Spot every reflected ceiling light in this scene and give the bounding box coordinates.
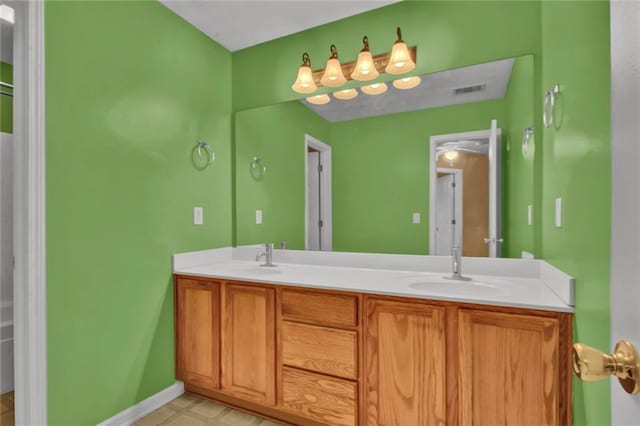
[392,76,421,90]
[385,27,416,74]
[0,5,15,23]
[306,94,331,105]
[291,52,317,94]
[320,45,347,87]
[333,88,358,100]
[444,150,459,161]
[361,82,388,95]
[351,36,379,81]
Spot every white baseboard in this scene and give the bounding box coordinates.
[97,381,184,426]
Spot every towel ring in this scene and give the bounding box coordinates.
[251,156,267,180]
[522,126,534,156]
[543,84,560,128]
[196,140,215,167]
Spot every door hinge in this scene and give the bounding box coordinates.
[318,164,323,173]
[319,220,324,228]
[451,219,456,225]
[452,182,456,188]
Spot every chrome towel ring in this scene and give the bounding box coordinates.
[196,140,215,167]
[543,84,560,128]
[522,126,534,156]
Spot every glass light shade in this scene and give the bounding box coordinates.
[385,41,415,74]
[320,58,347,87]
[392,76,421,90]
[306,94,331,105]
[444,150,459,161]
[351,51,379,81]
[361,82,388,95]
[333,88,358,100]
[291,64,317,94]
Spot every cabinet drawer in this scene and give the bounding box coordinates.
[282,321,357,379]
[281,289,358,327]
[282,367,357,426]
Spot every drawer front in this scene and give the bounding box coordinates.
[282,367,357,426]
[282,321,357,379]
[281,289,358,327]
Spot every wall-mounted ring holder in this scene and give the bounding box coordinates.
[251,156,267,181]
[191,140,215,170]
[522,126,534,156]
[543,84,560,128]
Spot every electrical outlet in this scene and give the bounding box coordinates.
[555,198,563,228]
[527,205,533,226]
[412,212,421,224]
[193,207,203,225]
[256,210,262,225]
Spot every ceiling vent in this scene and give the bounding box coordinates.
[453,84,486,95]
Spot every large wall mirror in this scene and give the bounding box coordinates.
[235,55,535,258]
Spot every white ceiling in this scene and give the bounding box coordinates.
[159,0,399,52]
[303,58,516,122]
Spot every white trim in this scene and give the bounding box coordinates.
[428,127,502,255]
[304,134,332,251]
[97,381,185,426]
[12,1,47,425]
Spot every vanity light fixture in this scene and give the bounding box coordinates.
[320,45,347,87]
[351,36,379,81]
[291,52,318,94]
[393,76,421,90]
[306,94,331,105]
[361,82,388,95]
[385,27,416,74]
[333,88,359,100]
[0,5,14,23]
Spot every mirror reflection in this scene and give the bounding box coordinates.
[235,55,534,258]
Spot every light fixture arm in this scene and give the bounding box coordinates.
[361,36,370,52]
[302,52,311,67]
[395,27,404,43]
[329,44,339,59]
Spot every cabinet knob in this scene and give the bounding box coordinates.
[573,339,640,394]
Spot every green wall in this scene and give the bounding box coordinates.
[331,99,506,254]
[0,61,12,133]
[235,101,331,249]
[540,1,611,424]
[502,55,535,258]
[232,1,541,111]
[45,1,232,424]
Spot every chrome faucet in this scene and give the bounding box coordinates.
[256,243,276,267]
[444,246,471,281]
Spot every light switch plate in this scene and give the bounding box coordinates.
[555,198,563,228]
[256,210,263,225]
[193,207,203,225]
[527,205,533,226]
[412,212,421,224]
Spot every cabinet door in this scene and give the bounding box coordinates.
[459,309,560,426]
[365,298,446,426]
[221,284,276,405]
[175,278,220,390]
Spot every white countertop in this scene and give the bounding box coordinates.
[173,248,574,313]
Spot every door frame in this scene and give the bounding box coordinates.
[12,1,47,424]
[428,128,501,255]
[304,134,332,251]
[433,168,463,255]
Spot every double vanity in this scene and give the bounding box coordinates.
[173,246,574,426]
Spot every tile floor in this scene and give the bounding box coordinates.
[135,394,284,426]
[0,392,14,426]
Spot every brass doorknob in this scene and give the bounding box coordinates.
[573,340,640,394]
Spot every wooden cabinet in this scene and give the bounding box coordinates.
[175,277,220,390]
[458,309,565,426]
[174,276,572,426]
[365,298,447,426]
[221,283,276,405]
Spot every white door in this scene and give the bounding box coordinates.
[306,151,321,251]
[610,1,640,423]
[0,133,13,393]
[487,119,501,257]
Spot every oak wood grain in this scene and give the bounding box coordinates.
[221,283,276,405]
[282,367,357,426]
[281,289,358,328]
[365,297,447,426]
[175,278,220,390]
[282,321,358,380]
[458,309,560,426]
